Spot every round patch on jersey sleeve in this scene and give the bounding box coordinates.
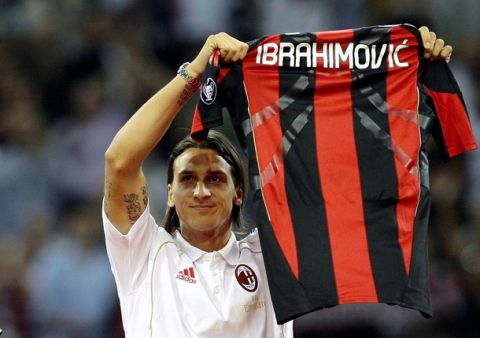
[200,77,217,105]
[235,264,258,292]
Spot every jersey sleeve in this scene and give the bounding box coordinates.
[420,60,478,159]
[191,52,248,142]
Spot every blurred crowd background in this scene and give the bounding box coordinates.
[0,0,479,337]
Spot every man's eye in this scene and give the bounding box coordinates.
[181,175,194,182]
[209,175,225,183]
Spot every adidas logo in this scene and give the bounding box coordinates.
[176,267,197,284]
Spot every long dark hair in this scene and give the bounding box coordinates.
[160,130,248,235]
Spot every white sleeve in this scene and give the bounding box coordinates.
[102,200,158,295]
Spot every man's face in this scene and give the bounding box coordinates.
[168,148,240,239]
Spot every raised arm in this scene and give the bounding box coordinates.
[104,33,248,234]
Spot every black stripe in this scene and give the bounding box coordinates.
[254,194,309,324]
[397,181,432,316]
[278,33,338,306]
[351,26,408,301]
[246,35,269,52]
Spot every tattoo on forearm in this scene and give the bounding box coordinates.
[177,85,196,106]
[141,185,148,207]
[123,193,142,224]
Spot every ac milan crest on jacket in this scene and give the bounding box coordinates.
[191,24,477,324]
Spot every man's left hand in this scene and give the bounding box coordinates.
[419,26,453,62]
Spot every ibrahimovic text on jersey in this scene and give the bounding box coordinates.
[191,24,478,324]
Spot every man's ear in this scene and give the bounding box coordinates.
[167,184,175,207]
[234,188,243,206]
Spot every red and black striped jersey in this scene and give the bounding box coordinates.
[191,24,477,324]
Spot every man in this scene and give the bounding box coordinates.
[103,27,452,337]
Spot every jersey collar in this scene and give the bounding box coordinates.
[174,231,240,266]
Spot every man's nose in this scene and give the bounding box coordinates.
[193,182,211,199]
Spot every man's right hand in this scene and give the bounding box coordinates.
[188,33,249,78]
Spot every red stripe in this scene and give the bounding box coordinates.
[210,50,221,66]
[217,68,230,84]
[189,267,195,278]
[191,106,205,138]
[387,26,422,275]
[425,89,478,157]
[313,30,377,303]
[242,34,299,279]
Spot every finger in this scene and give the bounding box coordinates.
[418,26,431,50]
[212,32,232,51]
[431,38,445,58]
[208,34,223,52]
[231,42,249,62]
[212,33,232,60]
[224,47,238,62]
[220,40,238,62]
[440,45,453,62]
[424,32,437,59]
[239,42,249,60]
[199,34,222,61]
